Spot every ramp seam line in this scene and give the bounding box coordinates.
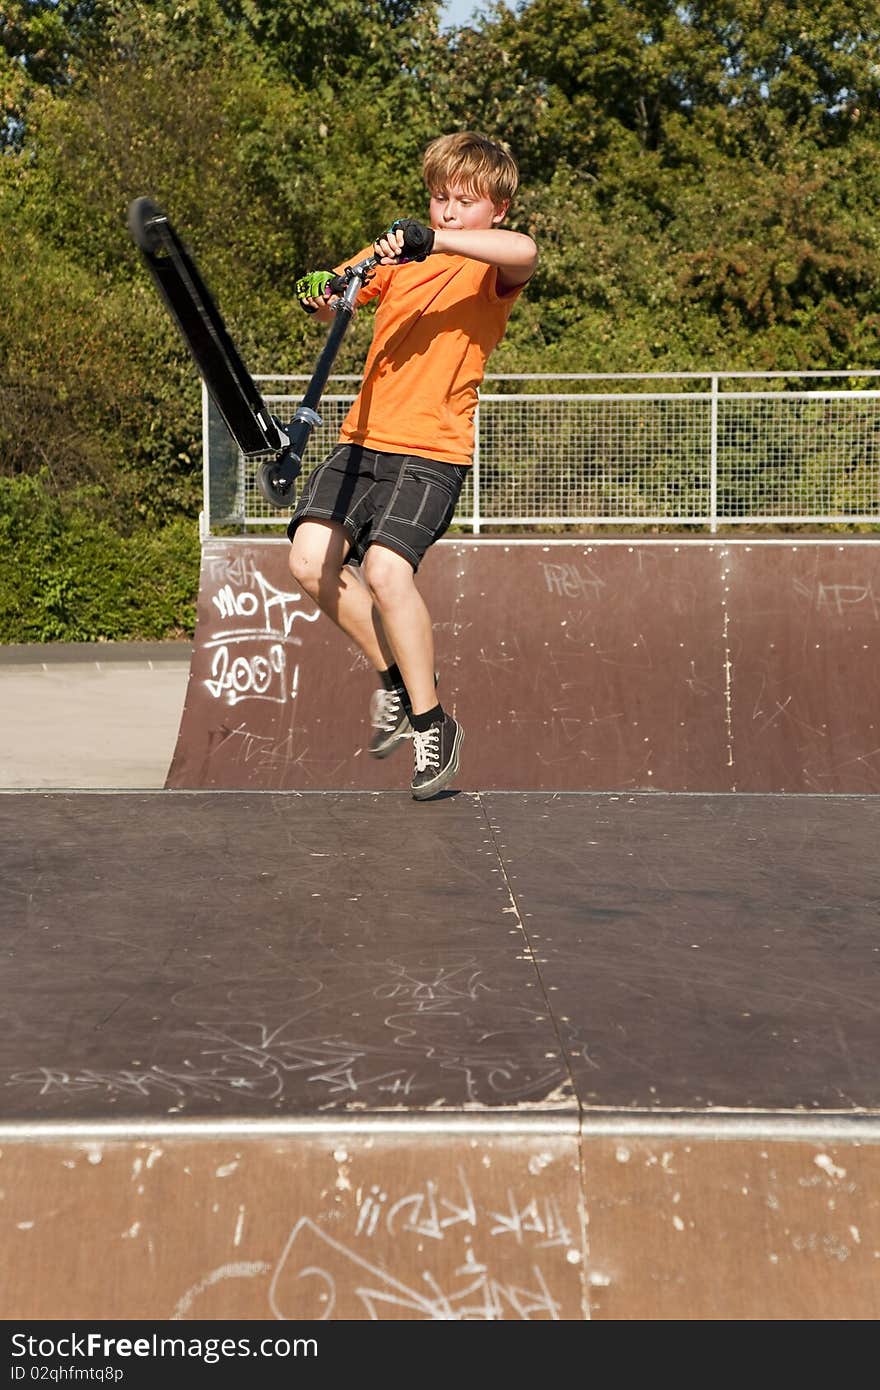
[475,793,578,1112]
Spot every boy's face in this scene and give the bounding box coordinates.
[428,183,509,232]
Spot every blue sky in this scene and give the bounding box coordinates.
[438,0,488,28]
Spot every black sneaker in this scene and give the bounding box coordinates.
[368,671,439,759]
[410,713,464,800]
[368,684,412,758]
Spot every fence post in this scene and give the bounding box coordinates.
[710,373,719,534]
[472,395,481,535]
[202,380,212,538]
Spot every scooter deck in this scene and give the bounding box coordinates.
[128,197,283,456]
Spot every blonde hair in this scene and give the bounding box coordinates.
[422,132,519,206]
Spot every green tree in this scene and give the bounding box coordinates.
[0,0,110,145]
[3,0,880,603]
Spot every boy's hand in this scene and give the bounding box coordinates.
[295,269,337,315]
[373,219,435,264]
[372,224,407,265]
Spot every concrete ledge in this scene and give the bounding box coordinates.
[0,658,190,788]
[0,641,192,666]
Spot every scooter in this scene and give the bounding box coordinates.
[127,197,430,508]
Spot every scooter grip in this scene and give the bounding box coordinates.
[389,218,435,262]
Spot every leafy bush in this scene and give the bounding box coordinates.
[0,474,200,641]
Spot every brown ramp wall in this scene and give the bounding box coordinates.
[4,1121,879,1320]
[168,537,880,793]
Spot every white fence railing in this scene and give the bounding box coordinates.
[203,372,880,534]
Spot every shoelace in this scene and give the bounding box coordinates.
[413,725,440,773]
[370,687,404,733]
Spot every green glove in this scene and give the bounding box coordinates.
[295,270,336,313]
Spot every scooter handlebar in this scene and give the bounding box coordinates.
[300,221,434,309]
[277,221,435,501]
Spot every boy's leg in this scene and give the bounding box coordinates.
[360,545,436,714]
[288,521,414,757]
[362,544,463,799]
[288,520,393,670]
[288,450,464,793]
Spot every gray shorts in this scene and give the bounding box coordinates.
[286,444,467,571]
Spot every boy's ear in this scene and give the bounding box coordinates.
[491,199,510,225]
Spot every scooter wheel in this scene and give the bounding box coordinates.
[257,461,297,508]
[127,197,167,255]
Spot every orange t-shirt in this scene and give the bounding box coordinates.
[332,249,524,466]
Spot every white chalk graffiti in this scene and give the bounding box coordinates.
[171,1173,576,1321]
[542,561,604,600]
[213,586,261,621]
[7,957,586,1108]
[267,1216,563,1320]
[357,1169,478,1240]
[813,581,880,620]
[7,986,582,1106]
[209,570,319,639]
[355,1168,574,1251]
[203,568,320,706]
[205,642,297,706]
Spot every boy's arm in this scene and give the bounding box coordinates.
[431,228,538,291]
[373,225,538,292]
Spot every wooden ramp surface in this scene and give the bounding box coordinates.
[3,790,878,1320]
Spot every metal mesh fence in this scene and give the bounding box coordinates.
[204,373,880,533]
[716,392,880,521]
[474,393,711,522]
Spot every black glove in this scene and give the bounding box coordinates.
[386,218,435,263]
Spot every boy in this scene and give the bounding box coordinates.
[287,131,537,799]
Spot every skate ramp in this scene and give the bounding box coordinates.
[168,537,880,794]
[6,536,880,1321]
[2,789,879,1319]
